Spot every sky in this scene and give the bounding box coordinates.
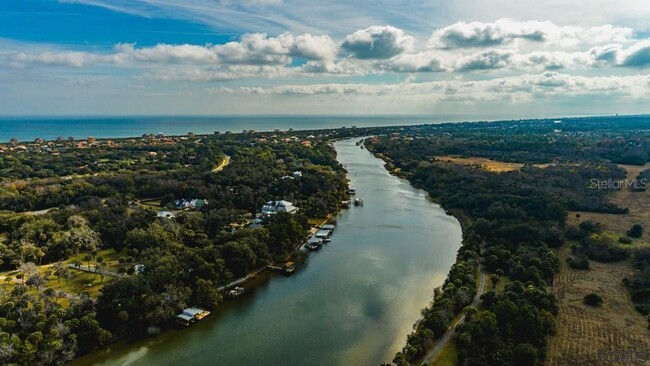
[0,0,649,117]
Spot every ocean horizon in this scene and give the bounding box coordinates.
[0,113,632,143]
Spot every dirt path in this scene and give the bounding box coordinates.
[421,265,486,365]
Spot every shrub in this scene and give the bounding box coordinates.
[565,226,589,241]
[576,235,629,262]
[584,293,603,306]
[627,224,644,238]
[567,255,590,270]
[619,236,633,244]
[579,220,602,233]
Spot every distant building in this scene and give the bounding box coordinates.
[174,199,208,210]
[157,211,176,219]
[261,200,298,215]
[134,264,146,274]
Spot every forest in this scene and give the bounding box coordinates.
[0,132,348,365]
[366,116,650,366]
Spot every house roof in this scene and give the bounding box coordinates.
[176,313,193,321]
[182,308,204,317]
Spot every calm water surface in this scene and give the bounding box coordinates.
[0,115,480,142]
[73,138,462,366]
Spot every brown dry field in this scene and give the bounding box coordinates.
[434,155,550,172]
[546,246,650,365]
[547,163,650,366]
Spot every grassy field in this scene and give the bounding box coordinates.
[435,155,551,173]
[545,245,650,365]
[308,218,328,226]
[0,248,123,300]
[430,339,459,366]
[545,163,650,365]
[137,199,163,210]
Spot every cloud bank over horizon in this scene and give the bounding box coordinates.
[0,0,649,116]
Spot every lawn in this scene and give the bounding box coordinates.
[431,339,458,366]
[138,199,163,209]
[0,248,124,301]
[435,155,551,173]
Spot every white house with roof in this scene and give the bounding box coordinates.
[261,200,298,215]
[157,211,176,219]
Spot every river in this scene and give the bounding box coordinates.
[73,138,462,366]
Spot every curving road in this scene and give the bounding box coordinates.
[421,265,486,365]
[211,155,230,173]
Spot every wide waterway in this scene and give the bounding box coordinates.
[74,138,462,366]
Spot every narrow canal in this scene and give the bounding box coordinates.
[74,138,462,366]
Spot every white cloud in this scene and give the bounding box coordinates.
[341,25,414,59]
[377,51,446,72]
[455,50,513,71]
[5,50,127,68]
[1,19,650,117]
[300,60,364,74]
[233,72,650,101]
[117,43,218,64]
[212,33,337,64]
[429,19,634,49]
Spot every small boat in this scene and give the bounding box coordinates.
[348,188,356,195]
[283,262,295,274]
[322,238,331,243]
[228,286,245,298]
[305,237,323,251]
[354,198,364,206]
[306,242,321,251]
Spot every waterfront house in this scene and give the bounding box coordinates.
[261,200,298,215]
[174,199,208,210]
[157,211,176,219]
